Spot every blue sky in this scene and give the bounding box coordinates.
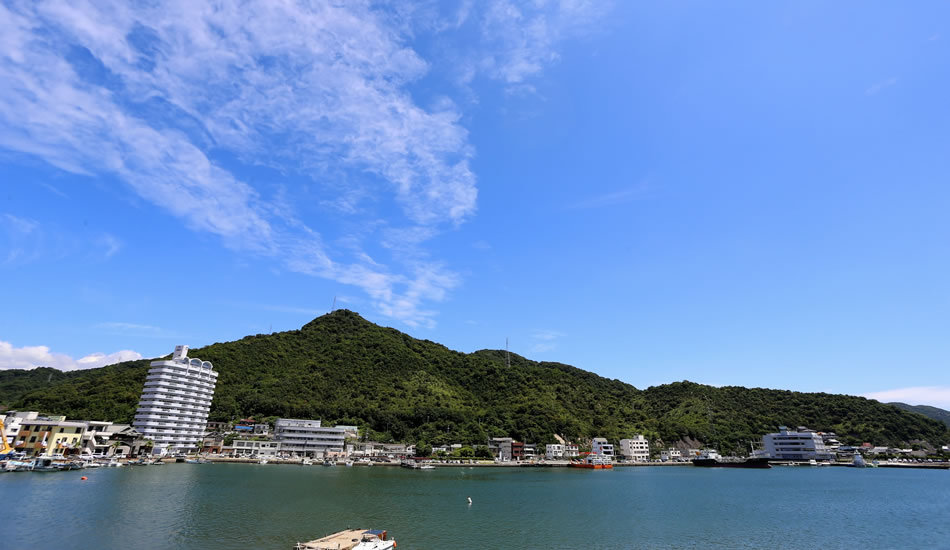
[2,1,949,408]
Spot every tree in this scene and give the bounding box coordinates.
[414,442,432,458]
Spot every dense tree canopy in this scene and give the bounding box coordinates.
[2,310,947,450]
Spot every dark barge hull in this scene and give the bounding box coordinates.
[691,457,772,469]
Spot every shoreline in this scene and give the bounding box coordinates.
[164,457,950,470]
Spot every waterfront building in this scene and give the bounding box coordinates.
[591,437,614,458]
[523,443,537,459]
[563,444,580,458]
[201,434,225,454]
[2,411,39,445]
[488,437,514,461]
[545,444,564,459]
[512,440,525,460]
[660,448,682,462]
[227,438,281,458]
[205,421,230,434]
[762,426,833,461]
[15,419,87,457]
[132,345,219,456]
[274,419,345,458]
[619,435,650,462]
[336,425,359,439]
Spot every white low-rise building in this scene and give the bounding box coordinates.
[2,411,39,445]
[660,448,682,462]
[545,444,564,459]
[762,426,833,461]
[274,419,345,458]
[228,439,281,458]
[619,435,650,462]
[591,437,614,458]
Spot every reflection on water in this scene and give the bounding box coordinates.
[1,464,948,549]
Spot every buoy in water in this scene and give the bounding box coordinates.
[467,496,472,505]
[81,476,87,481]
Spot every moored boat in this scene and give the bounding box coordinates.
[691,449,771,469]
[295,529,394,550]
[570,453,613,469]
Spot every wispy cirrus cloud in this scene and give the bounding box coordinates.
[1,213,41,265]
[566,182,649,210]
[0,1,602,328]
[531,329,566,353]
[477,0,608,87]
[864,386,950,410]
[0,340,142,371]
[93,322,171,339]
[1,213,123,264]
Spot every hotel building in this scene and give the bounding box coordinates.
[274,419,346,458]
[133,345,218,455]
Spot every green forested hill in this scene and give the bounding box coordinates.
[2,310,948,451]
[889,402,950,429]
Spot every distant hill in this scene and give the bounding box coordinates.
[889,402,950,429]
[2,310,948,451]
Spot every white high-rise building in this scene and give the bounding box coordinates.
[133,345,218,455]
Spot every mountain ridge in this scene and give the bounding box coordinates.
[2,310,948,451]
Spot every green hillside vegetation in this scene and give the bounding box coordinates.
[889,402,950,429]
[2,310,948,452]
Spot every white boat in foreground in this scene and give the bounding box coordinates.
[295,529,394,550]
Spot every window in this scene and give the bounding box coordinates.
[30,436,36,443]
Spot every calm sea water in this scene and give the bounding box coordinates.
[2,464,948,549]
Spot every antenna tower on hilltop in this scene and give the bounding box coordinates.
[506,337,510,368]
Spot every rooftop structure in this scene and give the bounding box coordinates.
[133,345,219,455]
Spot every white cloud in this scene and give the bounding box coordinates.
[0,340,142,371]
[864,386,950,410]
[476,0,608,86]
[865,77,897,95]
[530,329,566,353]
